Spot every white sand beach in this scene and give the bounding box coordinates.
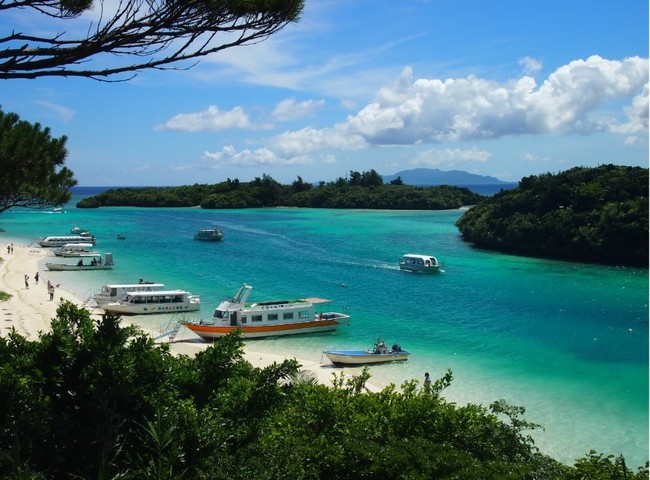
[0,244,371,389]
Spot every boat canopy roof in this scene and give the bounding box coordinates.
[60,242,94,249]
[124,289,193,297]
[403,253,436,259]
[105,283,165,289]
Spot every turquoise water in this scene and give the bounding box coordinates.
[1,193,648,467]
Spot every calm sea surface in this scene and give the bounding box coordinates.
[1,186,647,467]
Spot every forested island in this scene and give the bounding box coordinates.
[0,303,647,479]
[456,165,649,267]
[76,169,484,210]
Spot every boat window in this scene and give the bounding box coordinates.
[283,312,294,320]
[299,310,309,319]
[252,315,263,322]
[268,313,278,321]
[214,309,228,319]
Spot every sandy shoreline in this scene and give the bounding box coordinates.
[0,244,372,390]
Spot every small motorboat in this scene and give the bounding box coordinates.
[323,337,410,366]
[116,234,126,240]
[46,253,114,271]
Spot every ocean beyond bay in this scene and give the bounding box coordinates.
[1,186,647,467]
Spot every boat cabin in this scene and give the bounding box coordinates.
[94,282,165,305]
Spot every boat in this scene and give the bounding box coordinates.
[116,234,126,240]
[399,253,441,273]
[45,253,114,271]
[37,234,96,247]
[323,337,410,365]
[101,289,201,315]
[53,242,96,257]
[181,284,350,340]
[194,227,223,242]
[93,281,165,306]
[70,226,90,234]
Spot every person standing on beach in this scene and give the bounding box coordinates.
[24,274,29,289]
[48,283,55,301]
[424,372,431,392]
[34,272,39,285]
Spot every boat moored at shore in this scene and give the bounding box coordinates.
[37,234,96,247]
[101,289,201,315]
[46,253,114,271]
[54,242,96,257]
[182,284,350,340]
[93,282,165,306]
[399,254,441,273]
[323,337,410,365]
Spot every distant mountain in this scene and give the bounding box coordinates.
[382,168,510,186]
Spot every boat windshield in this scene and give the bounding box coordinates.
[214,309,229,319]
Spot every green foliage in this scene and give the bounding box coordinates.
[76,171,484,210]
[0,303,646,479]
[456,165,649,266]
[0,109,77,213]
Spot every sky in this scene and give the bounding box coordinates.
[2,0,648,187]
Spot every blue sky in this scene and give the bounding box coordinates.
[2,0,648,186]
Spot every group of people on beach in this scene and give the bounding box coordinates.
[24,271,57,301]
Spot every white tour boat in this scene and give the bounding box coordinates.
[54,242,96,257]
[181,284,350,340]
[399,254,441,273]
[93,282,166,306]
[101,289,201,315]
[46,253,114,271]
[194,227,223,242]
[37,234,96,247]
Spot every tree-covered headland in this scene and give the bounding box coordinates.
[0,302,647,479]
[456,165,649,267]
[76,171,484,210]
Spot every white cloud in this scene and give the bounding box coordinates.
[156,105,250,132]
[202,145,312,167]
[519,56,543,75]
[272,98,325,122]
[199,55,648,169]
[609,83,649,144]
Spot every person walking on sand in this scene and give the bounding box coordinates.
[24,274,29,289]
[34,272,39,285]
[48,283,55,301]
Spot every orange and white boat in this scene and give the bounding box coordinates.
[182,284,350,340]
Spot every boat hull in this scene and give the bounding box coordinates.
[102,302,200,315]
[323,349,410,365]
[46,263,113,271]
[183,318,341,339]
[399,265,440,273]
